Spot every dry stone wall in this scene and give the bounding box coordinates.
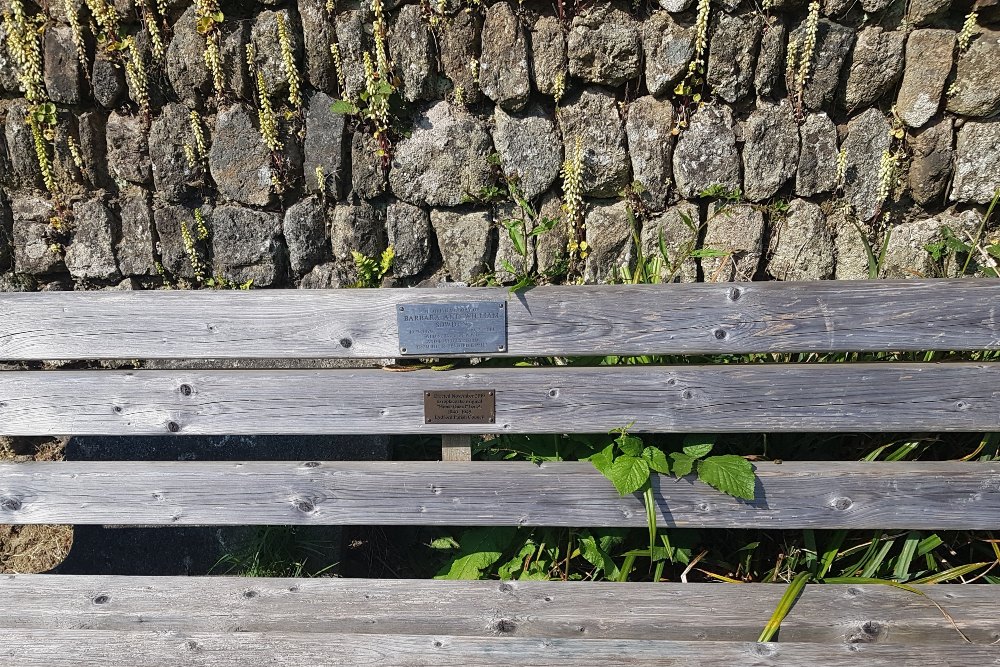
[1,0,998,291]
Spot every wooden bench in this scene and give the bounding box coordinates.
[1,280,999,665]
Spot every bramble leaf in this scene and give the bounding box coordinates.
[587,443,615,477]
[607,455,649,496]
[643,446,670,474]
[618,434,644,457]
[670,452,696,478]
[697,455,756,501]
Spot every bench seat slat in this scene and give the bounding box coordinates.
[1,280,998,360]
[3,576,997,645]
[1,363,998,435]
[2,461,997,529]
[2,629,997,666]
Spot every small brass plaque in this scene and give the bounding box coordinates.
[424,390,496,425]
[397,302,507,355]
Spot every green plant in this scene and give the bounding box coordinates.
[277,12,303,110]
[26,102,58,195]
[958,11,979,51]
[785,1,820,120]
[64,0,91,81]
[3,0,45,102]
[672,0,710,128]
[497,183,559,292]
[352,247,395,287]
[924,189,1000,277]
[330,0,400,163]
[588,428,755,560]
[140,0,166,60]
[247,44,283,153]
[123,36,150,117]
[560,136,588,269]
[181,209,209,284]
[195,0,225,96]
[214,526,338,577]
[852,220,891,279]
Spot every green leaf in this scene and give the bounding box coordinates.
[643,446,670,474]
[579,531,621,580]
[330,100,360,115]
[682,442,714,459]
[758,571,810,642]
[587,443,615,477]
[682,434,716,456]
[669,452,696,478]
[434,527,516,580]
[428,536,459,550]
[607,455,649,496]
[697,455,756,500]
[618,434,643,456]
[689,248,729,258]
[531,216,559,235]
[497,542,536,580]
[504,219,527,256]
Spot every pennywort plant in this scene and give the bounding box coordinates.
[195,0,225,96]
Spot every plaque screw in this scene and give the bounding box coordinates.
[400,347,407,354]
[498,345,505,352]
[499,303,505,309]
[398,306,404,311]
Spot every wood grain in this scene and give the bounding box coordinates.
[2,461,997,529]
[0,363,996,435]
[1,629,998,666]
[0,280,998,360]
[441,435,472,461]
[3,576,996,645]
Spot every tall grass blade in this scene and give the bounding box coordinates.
[757,571,810,642]
[910,562,992,584]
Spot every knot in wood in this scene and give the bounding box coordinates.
[0,496,22,512]
[713,328,727,340]
[167,421,181,433]
[494,619,517,634]
[293,498,315,513]
[302,461,320,468]
[498,583,513,593]
[92,594,110,605]
[728,286,742,301]
[339,338,353,348]
[179,384,192,396]
[832,496,853,511]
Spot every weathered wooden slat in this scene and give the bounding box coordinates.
[0,363,998,436]
[2,461,997,529]
[3,576,996,645]
[2,629,997,666]
[1,280,999,360]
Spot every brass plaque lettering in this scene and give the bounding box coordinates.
[424,390,496,425]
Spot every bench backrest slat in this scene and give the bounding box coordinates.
[1,280,998,360]
[2,461,996,530]
[0,363,994,435]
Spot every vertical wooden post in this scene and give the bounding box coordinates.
[441,434,472,461]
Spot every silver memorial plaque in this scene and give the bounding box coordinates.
[396,302,507,355]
